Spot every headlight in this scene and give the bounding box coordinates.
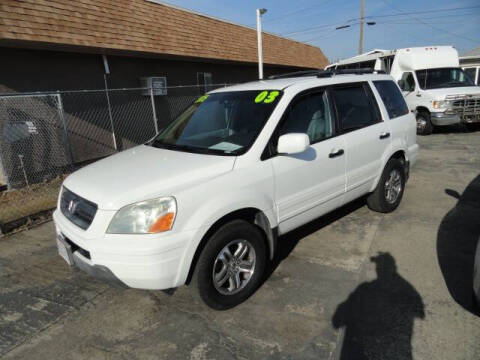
[107,197,176,234]
[433,100,453,109]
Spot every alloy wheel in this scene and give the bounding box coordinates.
[212,239,256,295]
[384,169,402,204]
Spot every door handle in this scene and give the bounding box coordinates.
[379,132,390,140]
[416,94,421,97]
[329,149,344,158]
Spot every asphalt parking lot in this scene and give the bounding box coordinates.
[1,128,480,360]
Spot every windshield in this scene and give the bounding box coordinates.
[415,68,474,90]
[150,90,282,155]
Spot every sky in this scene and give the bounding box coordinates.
[156,0,480,62]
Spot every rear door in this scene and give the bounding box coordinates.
[372,79,412,154]
[329,82,390,204]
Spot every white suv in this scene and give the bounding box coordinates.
[54,71,418,309]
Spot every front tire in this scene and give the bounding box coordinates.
[367,158,406,213]
[195,220,267,310]
[416,111,433,136]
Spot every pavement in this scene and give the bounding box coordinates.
[1,128,480,360]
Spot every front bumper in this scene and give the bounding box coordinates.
[53,209,199,290]
[430,112,460,126]
[72,250,127,288]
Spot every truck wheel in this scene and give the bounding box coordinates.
[416,111,433,136]
[195,220,266,310]
[367,158,406,213]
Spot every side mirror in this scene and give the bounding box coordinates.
[277,133,310,155]
[397,79,405,90]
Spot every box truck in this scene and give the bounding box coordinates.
[327,46,479,135]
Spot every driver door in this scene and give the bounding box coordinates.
[269,89,346,234]
[399,72,420,111]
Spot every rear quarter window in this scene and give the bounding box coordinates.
[373,80,409,119]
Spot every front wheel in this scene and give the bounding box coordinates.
[367,158,406,213]
[416,112,433,136]
[195,220,267,310]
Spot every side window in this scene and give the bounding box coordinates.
[373,80,409,119]
[330,84,378,132]
[279,91,334,144]
[400,72,416,92]
[464,67,477,84]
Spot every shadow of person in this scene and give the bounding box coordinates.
[437,175,480,316]
[332,252,425,360]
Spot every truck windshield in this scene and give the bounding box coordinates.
[415,68,474,90]
[150,90,282,156]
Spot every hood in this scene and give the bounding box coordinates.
[426,86,480,100]
[63,145,236,210]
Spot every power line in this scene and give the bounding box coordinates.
[378,0,479,44]
[263,0,335,23]
[282,5,480,36]
[351,5,480,21]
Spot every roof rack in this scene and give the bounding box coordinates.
[268,68,386,80]
[268,70,325,79]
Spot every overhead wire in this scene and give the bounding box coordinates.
[281,5,480,37]
[377,0,479,44]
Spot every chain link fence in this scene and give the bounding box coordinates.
[0,84,228,233]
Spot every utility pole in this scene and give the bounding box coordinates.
[358,0,364,55]
[256,8,267,79]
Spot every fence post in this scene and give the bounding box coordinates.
[56,93,74,167]
[104,75,118,150]
[150,87,159,134]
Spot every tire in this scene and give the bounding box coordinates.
[367,158,406,213]
[416,111,433,136]
[194,220,267,310]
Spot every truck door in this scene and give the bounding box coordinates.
[399,72,420,111]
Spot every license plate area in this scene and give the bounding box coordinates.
[56,234,74,266]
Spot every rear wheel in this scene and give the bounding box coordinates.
[416,111,433,136]
[367,158,406,213]
[194,220,266,310]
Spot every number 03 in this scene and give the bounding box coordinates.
[255,91,280,104]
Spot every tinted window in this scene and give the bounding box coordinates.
[400,72,415,92]
[373,80,409,119]
[279,91,334,144]
[331,84,378,131]
[464,67,477,84]
[416,67,474,89]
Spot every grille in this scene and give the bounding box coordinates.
[447,95,480,123]
[60,187,98,230]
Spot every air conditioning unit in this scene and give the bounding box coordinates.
[140,77,167,96]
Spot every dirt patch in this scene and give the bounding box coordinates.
[0,176,66,230]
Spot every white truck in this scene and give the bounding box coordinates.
[327,46,480,135]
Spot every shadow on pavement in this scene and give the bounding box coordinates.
[437,174,480,316]
[332,252,425,360]
[263,197,366,283]
[433,123,480,134]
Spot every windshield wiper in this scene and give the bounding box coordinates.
[151,140,236,156]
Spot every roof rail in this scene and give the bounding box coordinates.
[267,68,386,80]
[268,70,325,79]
